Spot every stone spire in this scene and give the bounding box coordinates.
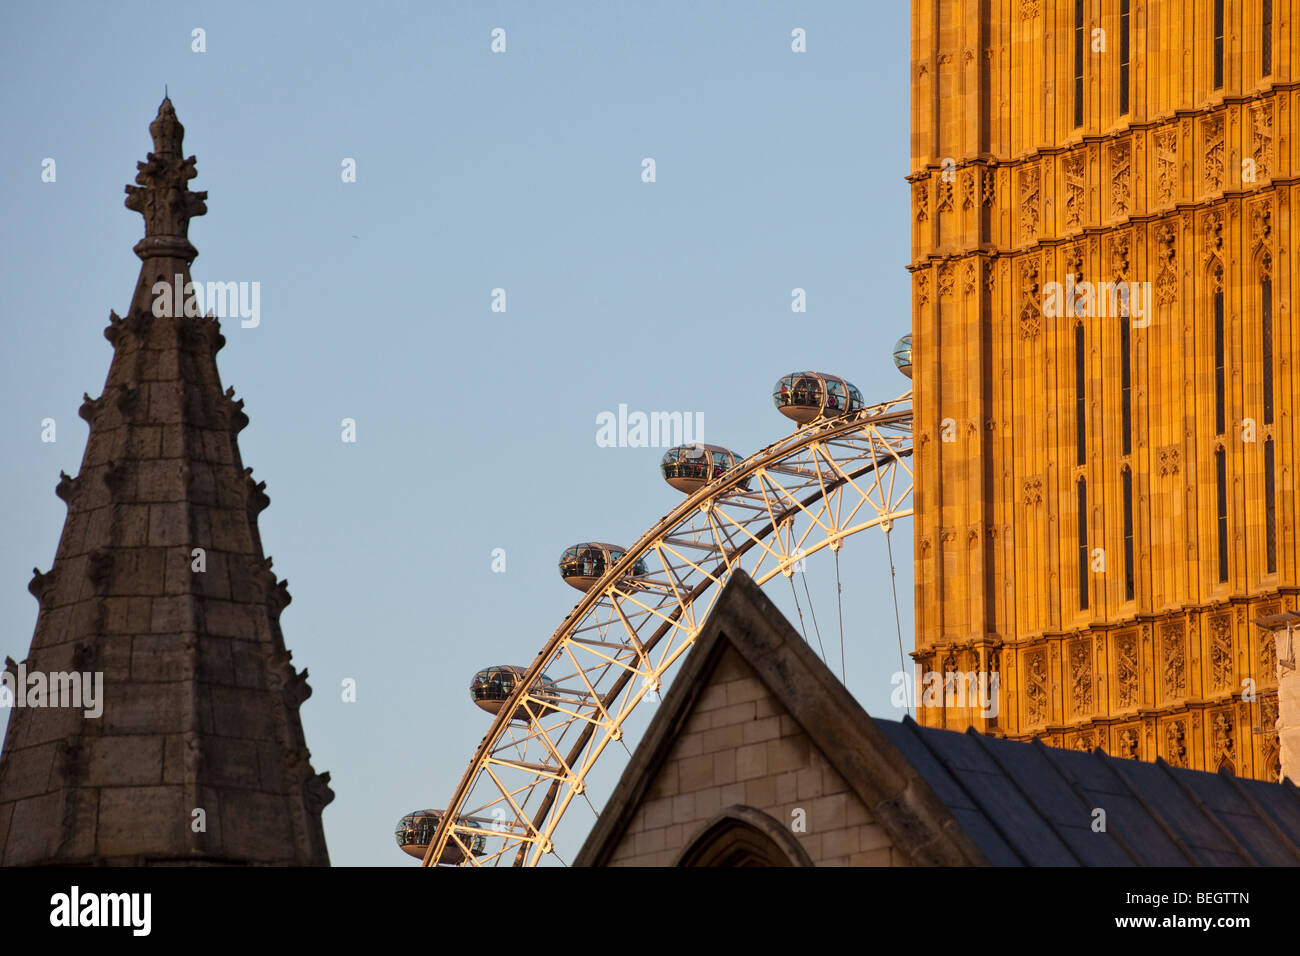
[0,99,333,865]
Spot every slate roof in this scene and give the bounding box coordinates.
[879,718,1300,866]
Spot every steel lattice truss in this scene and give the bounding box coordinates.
[424,391,914,867]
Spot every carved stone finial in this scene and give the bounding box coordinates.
[123,98,208,262]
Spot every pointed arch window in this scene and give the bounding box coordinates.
[1074,0,1085,128]
[1262,255,1273,425]
[1263,0,1273,77]
[1214,265,1225,436]
[1119,0,1131,114]
[1078,478,1090,610]
[1120,311,1132,455]
[1075,321,1086,465]
[1216,445,1229,583]
[1122,468,1135,601]
[1265,438,1277,574]
[1214,0,1225,90]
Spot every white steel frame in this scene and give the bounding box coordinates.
[424,390,914,867]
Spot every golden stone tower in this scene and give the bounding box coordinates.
[909,0,1296,778]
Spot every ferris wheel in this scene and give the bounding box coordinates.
[399,348,915,867]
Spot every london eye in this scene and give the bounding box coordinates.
[401,350,916,866]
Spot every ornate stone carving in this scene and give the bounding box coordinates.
[54,471,79,505]
[1064,244,1084,284]
[963,260,976,295]
[1212,709,1235,769]
[1064,150,1085,229]
[1261,626,1278,677]
[1160,622,1185,701]
[1071,732,1095,752]
[1119,726,1139,759]
[1018,256,1042,338]
[1020,0,1041,18]
[1019,164,1041,244]
[1250,101,1273,181]
[1251,199,1272,251]
[937,176,954,214]
[1022,476,1043,505]
[1025,649,1049,725]
[243,467,271,517]
[1069,639,1092,716]
[914,180,928,222]
[1154,220,1178,304]
[220,386,249,435]
[1111,231,1130,280]
[123,98,207,262]
[1202,210,1224,265]
[1116,631,1138,708]
[981,167,996,207]
[961,169,976,210]
[1202,113,1225,193]
[27,568,56,608]
[1157,444,1181,476]
[1109,141,1131,218]
[1261,697,1280,780]
[1262,695,1279,730]
[916,270,930,306]
[938,262,954,298]
[1154,128,1177,205]
[304,771,335,815]
[78,391,105,425]
[1209,614,1232,691]
[1165,720,1187,768]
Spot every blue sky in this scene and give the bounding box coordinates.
[0,0,913,865]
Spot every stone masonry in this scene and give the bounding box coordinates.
[0,99,332,864]
[603,645,904,866]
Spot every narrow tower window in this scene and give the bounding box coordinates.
[1216,446,1229,582]
[1214,0,1225,90]
[1119,0,1131,114]
[1078,479,1090,609]
[1265,438,1277,574]
[1074,0,1085,128]
[1122,469,1135,600]
[1263,267,1273,425]
[1263,0,1273,77]
[1215,271,1225,436]
[1076,322,1086,465]
[1121,313,1132,455]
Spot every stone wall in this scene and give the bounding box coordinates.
[604,646,906,866]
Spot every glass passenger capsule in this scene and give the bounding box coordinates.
[395,809,485,863]
[893,334,912,379]
[559,542,649,592]
[660,443,751,494]
[772,372,865,425]
[469,665,560,720]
